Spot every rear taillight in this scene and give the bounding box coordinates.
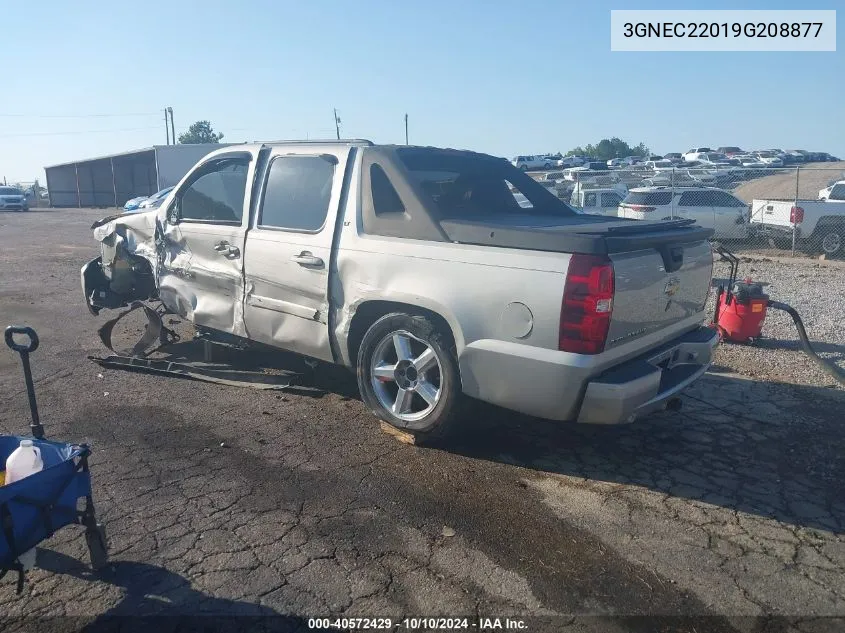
[623,204,655,212]
[790,206,804,224]
[559,254,615,354]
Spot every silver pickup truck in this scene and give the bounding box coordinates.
[82,141,718,443]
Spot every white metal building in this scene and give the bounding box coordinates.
[44,144,230,208]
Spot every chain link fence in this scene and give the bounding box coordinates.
[529,163,845,259]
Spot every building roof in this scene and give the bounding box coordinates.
[44,144,230,170]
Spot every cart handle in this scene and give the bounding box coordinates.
[5,326,39,354]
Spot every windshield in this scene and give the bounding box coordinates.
[152,187,174,200]
[706,153,727,161]
[0,187,22,195]
[396,148,578,218]
[757,152,775,158]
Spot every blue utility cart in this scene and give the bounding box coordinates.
[1,325,107,593]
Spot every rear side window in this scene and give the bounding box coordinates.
[584,193,597,207]
[829,183,845,200]
[370,164,405,216]
[259,155,335,231]
[601,192,622,207]
[679,191,717,207]
[623,191,672,206]
[707,191,746,207]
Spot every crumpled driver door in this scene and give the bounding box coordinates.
[157,149,260,337]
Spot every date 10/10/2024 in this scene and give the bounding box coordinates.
[307,617,528,630]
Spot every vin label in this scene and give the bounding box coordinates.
[611,10,836,51]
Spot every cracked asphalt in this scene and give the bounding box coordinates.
[0,208,843,632]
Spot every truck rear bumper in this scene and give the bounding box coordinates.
[576,326,718,424]
[458,323,718,424]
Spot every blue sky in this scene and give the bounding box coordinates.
[0,0,841,184]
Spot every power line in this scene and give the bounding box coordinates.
[0,126,162,138]
[0,112,161,118]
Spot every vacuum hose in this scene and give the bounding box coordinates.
[767,300,845,388]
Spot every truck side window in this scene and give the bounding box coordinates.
[370,164,405,216]
[584,193,597,207]
[180,159,248,223]
[600,192,620,207]
[259,156,335,231]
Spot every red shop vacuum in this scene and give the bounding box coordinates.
[710,246,769,344]
[709,244,845,388]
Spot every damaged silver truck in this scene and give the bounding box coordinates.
[82,140,718,443]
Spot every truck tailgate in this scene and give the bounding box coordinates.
[607,241,712,348]
[750,199,793,227]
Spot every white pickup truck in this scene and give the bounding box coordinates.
[750,197,845,256]
[82,141,718,443]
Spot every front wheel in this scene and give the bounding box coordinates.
[357,313,463,444]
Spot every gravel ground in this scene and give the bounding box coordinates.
[709,255,845,388]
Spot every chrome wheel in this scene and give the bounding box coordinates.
[370,330,443,424]
[822,232,842,255]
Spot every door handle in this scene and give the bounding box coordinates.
[292,252,324,268]
[214,241,240,258]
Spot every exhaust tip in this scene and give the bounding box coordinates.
[666,397,683,412]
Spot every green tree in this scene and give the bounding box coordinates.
[566,137,650,160]
[178,120,224,144]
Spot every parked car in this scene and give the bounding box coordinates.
[606,158,625,168]
[663,153,684,164]
[123,195,149,212]
[511,155,553,170]
[734,154,767,168]
[784,150,806,164]
[819,180,845,201]
[683,148,712,162]
[754,151,784,168]
[751,197,845,256]
[82,141,719,442]
[618,186,749,239]
[0,186,28,211]
[555,156,584,168]
[620,156,645,166]
[717,147,743,157]
[644,159,673,170]
[695,152,734,168]
[570,187,625,216]
[136,186,175,211]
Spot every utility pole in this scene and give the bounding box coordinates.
[404,113,409,145]
[333,108,341,140]
[168,107,175,144]
[164,108,170,145]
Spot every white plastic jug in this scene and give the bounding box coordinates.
[5,440,43,484]
[4,440,44,570]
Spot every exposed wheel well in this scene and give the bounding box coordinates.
[347,301,456,368]
[811,216,845,236]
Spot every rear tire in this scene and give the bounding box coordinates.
[357,313,462,444]
[816,227,843,257]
